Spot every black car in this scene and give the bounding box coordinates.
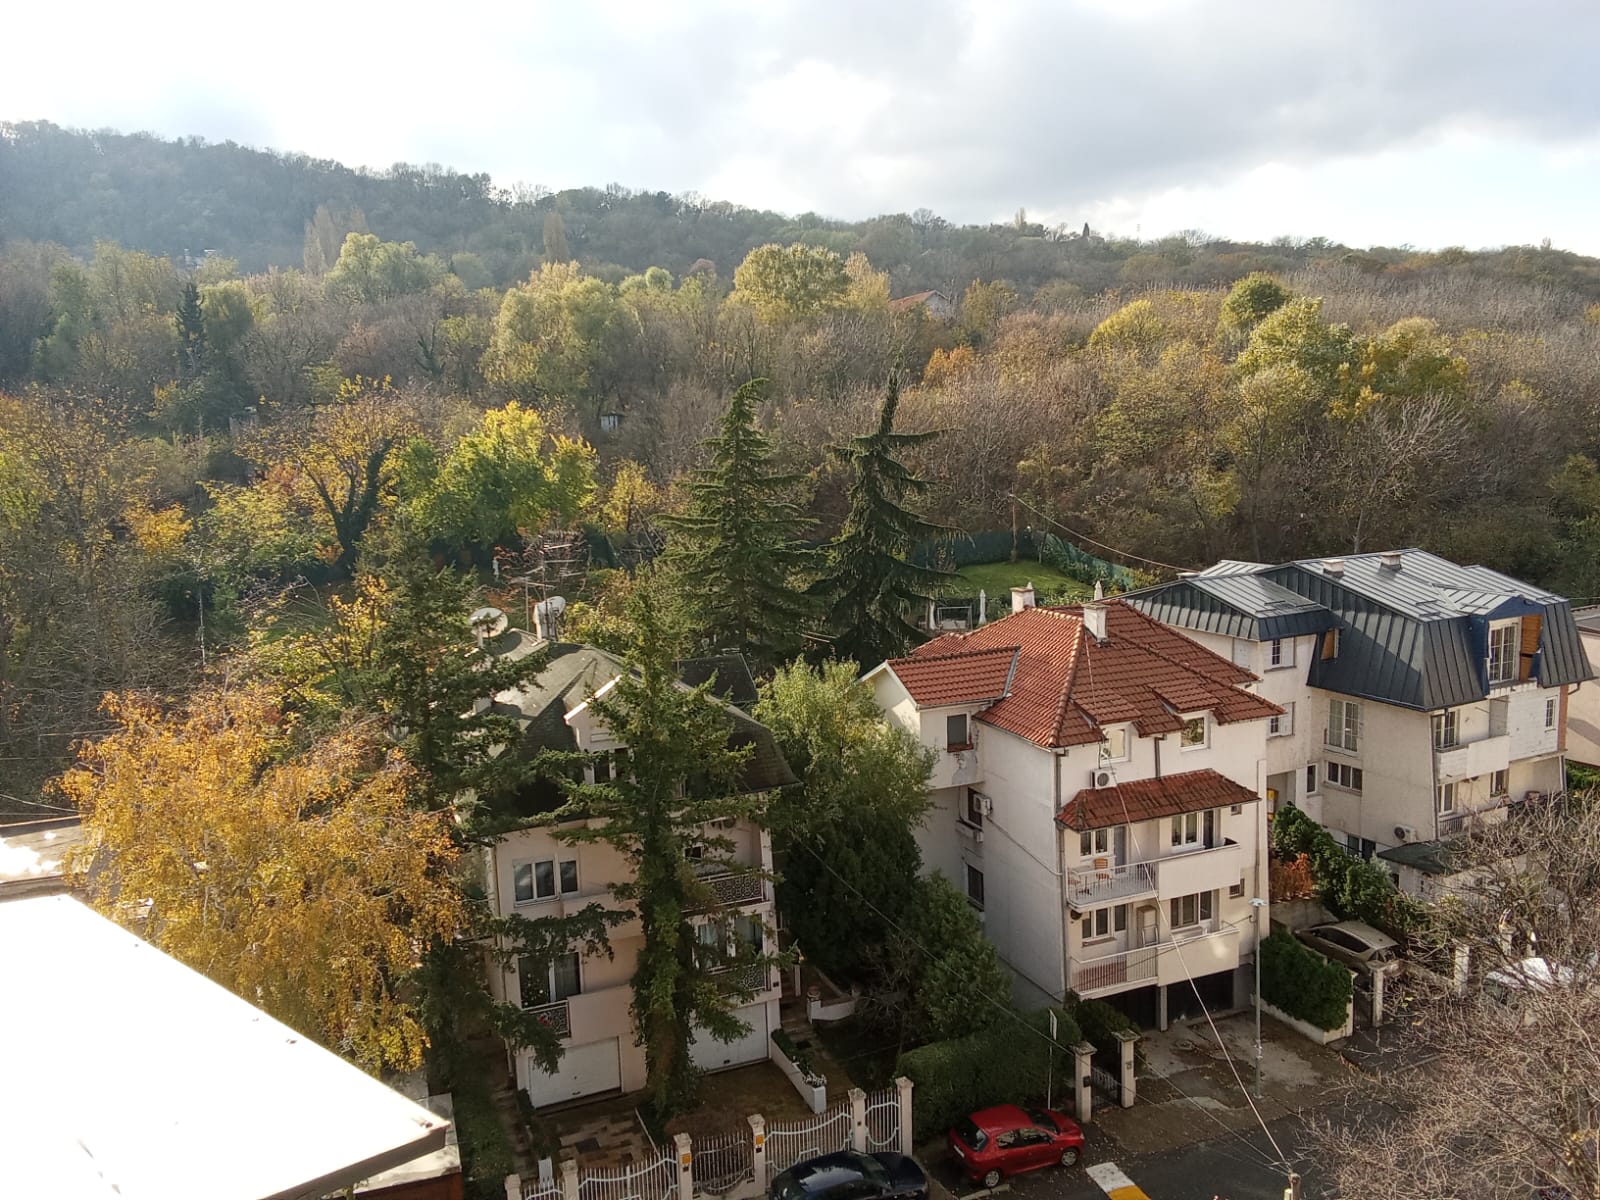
[769,1151,928,1200]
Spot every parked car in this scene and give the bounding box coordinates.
[1294,920,1402,975]
[768,1151,928,1200]
[947,1104,1085,1190]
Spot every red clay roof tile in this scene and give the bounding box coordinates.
[884,646,1019,707]
[1057,769,1260,831]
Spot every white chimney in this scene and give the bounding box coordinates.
[1011,583,1037,613]
[978,589,987,625]
[1323,557,1345,577]
[533,595,567,641]
[1380,551,1402,570]
[1083,601,1108,642]
[1093,579,1105,601]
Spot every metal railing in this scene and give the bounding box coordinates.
[765,1104,852,1180]
[1066,860,1156,903]
[1070,944,1158,993]
[525,999,571,1038]
[575,1152,678,1200]
[863,1087,899,1151]
[696,870,767,907]
[691,1129,754,1196]
[711,963,771,995]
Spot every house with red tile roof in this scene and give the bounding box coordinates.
[864,590,1281,1028]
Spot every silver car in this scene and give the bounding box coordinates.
[1294,920,1402,975]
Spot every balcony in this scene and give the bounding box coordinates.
[712,962,777,995]
[692,868,768,909]
[1068,925,1243,999]
[525,999,571,1039]
[1434,734,1511,783]
[1067,860,1156,904]
[1070,944,1158,995]
[1066,839,1246,907]
[928,745,981,791]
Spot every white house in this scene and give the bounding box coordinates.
[1127,551,1591,898]
[1563,606,1600,768]
[865,592,1281,1029]
[476,631,794,1108]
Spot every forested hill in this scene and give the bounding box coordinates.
[7,119,1600,297]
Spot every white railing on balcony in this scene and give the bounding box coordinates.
[1066,839,1243,905]
[1067,860,1156,903]
[525,999,571,1038]
[1071,944,1158,993]
[1070,925,1243,996]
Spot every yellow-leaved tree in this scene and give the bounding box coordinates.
[60,684,465,1072]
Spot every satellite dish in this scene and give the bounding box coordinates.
[533,596,567,639]
[469,607,509,640]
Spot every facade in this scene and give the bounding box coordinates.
[1562,607,1600,767]
[865,593,1280,1029]
[1127,551,1591,897]
[477,633,794,1108]
[888,290,955,320]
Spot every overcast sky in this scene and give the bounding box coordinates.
[7,0,1600,251]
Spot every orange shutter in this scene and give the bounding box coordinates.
[1519,615,1542,681]
[1321,629,1338,661]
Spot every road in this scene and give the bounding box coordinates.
[927,1114,1321,1200]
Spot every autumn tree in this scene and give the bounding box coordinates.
[811,376,948,668]
[61,684,465,1073]
[1217,271,1290,335]
[325,233,447,305]
[661,379,815,669]
[732,243,849,323]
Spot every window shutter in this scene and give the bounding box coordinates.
[1321,629,1338,660]
[1520,614,1542,681]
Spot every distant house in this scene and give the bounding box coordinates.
[1563,606,1600,766]
[888,290,955,320]
[0,817,86,899]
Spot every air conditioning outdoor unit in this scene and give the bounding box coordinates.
[979,794,994,817]
[1394,825,1416,843]
[1091,769,1116,788]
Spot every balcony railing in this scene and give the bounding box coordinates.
[711,963,772,994]
[1070,944,1158,993]
[692,869,767,908]
[1066,839,1243,905]
[1067,860,1156,904]
[1069,925,1242,997]
[1434,733,1511,783]
[525,999,571,1038]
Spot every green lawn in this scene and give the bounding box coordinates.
[939,559,1089,602]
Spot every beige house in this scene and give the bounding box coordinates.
[1563,607,1600,767]
[476,632,794,1108]
[865,592,1280,1029]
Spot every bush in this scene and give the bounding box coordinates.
[1270,806,1425,936]
[1260,929,1352,1032]
[771,1028,824,1084]
[894,1007,1080,1134]
[451,1071,515,1200]
[1072,997,1137,1051]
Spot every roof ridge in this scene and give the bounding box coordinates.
[894,643,1021,666]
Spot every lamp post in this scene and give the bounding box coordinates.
[1250,896,1268,1097]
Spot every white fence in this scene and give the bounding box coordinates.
[571,1153,678,1200]
[861,1088,898,1152]
[764,1104,851,1180]
[690,1129,753,1196]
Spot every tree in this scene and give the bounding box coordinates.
[811,376,948,668]
[486,262,620,402]
[1315,795,1600,1200]
[1218,271,1290,334]
[175,280,206,373]
[538,581,778,1113]
[543,211,571,265]
[325,233,447,305]
[60,683,466,1073]
[661,380,815,668]
[732,243,849,323]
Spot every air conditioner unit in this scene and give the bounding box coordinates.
[1091,769,1116,788]
[979,794,994,818]
[1394,825,1416,843]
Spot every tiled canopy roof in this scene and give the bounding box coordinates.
[1057,769,1261,831]
[883,646,1019,707]
[890,600,1281,750]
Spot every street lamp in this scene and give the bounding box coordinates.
[1250,896,1268,1097]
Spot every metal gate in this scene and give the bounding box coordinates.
[765,1104,851,1179]
[1088,1061,1121,1104]
[863,1088,899,1151]
[692,1129,753,1196]
[575,1151,678,1200]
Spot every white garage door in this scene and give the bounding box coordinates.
[527,1038,621,1108]
[690,1004,769,1073]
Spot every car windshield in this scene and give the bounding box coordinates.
[852,1155,888,1190]
[952,1119,988,1150]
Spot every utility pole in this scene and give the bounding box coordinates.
[1251,896,1268,1097]
[1284,1171,1301,1200]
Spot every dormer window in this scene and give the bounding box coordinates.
[946,713,970,750]
[1098,726,1128,763]
[1179,716,1207,750]
[1488,620,1519,685]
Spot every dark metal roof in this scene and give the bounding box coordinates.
[1125,574,1337,642]
[676,654,760,708]
[1573,606,1600,635]
[1376,836,1469,877]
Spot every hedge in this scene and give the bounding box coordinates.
[1270,805,1425,937]
[1260,929,1352,1032]
[451,1070,515,1200]
[1072,997,1137,1052]
[894,1007,1080,1133]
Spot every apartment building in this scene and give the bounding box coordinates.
[865,592,1280,1029]
[476,631,794,1108]
[1128,550,1591,896]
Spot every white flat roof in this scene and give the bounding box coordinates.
[0,895,450,1200]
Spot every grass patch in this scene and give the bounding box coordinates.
[938,559,1088,601]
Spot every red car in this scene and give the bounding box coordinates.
[947,1105,1085,1189]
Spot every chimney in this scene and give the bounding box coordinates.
[1093,579,1105,601]
[1083,601,1108,643]
[1323,557,1345,577]
[1011,583,1036,614]
[1380,551,1402,570]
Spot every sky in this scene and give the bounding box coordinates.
[6,0,1600,252]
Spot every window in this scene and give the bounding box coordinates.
[1306,764,1319,794]
[1490,769,1509,796]
[965,863,985,909]
[513,861,536,903]
[514,858,577,901]
[1436,782,1457,815]
[559,859,579,895]
[1230,803,1244,815]
[591,754,612,784]
[1268,703,1294,738]
[1079,828,1110,857]
[1326,761,1363,791]
[519,951,581,1008]
[1326,699,1360,752]
[963,789,986,828]
[1180,716,1207,749]
[1488,621,1519,685]
[1269,637,1295,669]
[1545,698,1558,730]
[1169,891,1214,929]
[1170,809,1215,848]
[1081,904,1127,941]
[1432,709,1459,750]
[1229,877,1245,899]
[1098,726,1128,763]
[1320,629,1339,661]
[946,713,970,749]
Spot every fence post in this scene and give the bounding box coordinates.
[1114,1029,1138,1109]
[1453,943,1471,996]
[506,1175,522,1200]
[560,1158,580,1200]
[1072,1041,1094,1124]
[849,1087,867,1152]
[674,1132,694,1199]
[894,1075,914,1154]
[749,1114,766,1186]
[1370,965,1386,1027]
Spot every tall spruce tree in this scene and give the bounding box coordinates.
[661,378,814,669]
[812,375,948,667]
[175,280,206,374]
[541,579,776,1114]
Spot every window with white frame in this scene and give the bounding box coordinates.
[1488,620,1519,685]
[947,713,970,748]
[965,863,985,909]
[1545,697,1557,730]
[1436,782,1457,814]
[1098,725,1128,763]
[1269,637,1295,669]
[1269,702,1294,737]
[1171,810,1213,848]
[1079,827,1111,857]
[1229,876,1245,899]
[518,951,581,1008]
[1169,891,1214,930]
[1326,761,1363,791]
[1326,698,1360,752]
[1490,769,1509,796]
[1180,715,1208,749]
[513,858,579,903]
[1432,709,1459,750]
[1081,903,1127,942]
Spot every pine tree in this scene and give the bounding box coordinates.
[812,375,949,668]
[541,580,776,1114]
[662,378,815,669]
[175,280,206,374]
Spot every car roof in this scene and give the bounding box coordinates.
[970,1104,1034,1132]
[786,1152,869,1187]
[1311,920,1398,950]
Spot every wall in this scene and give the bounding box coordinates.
[1567,632,1600,765]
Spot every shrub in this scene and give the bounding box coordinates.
[1260,929,1352,1032]
[451,1070,515,1200]
[1270,806,1425,936]
[894,1007,1081,1133]
[1072,997,1136,1051]
[771,1028,824,1085]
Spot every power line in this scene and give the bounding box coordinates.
[1006,493,1199,575]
